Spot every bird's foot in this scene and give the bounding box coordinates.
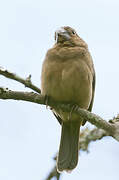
[68,104,78,121]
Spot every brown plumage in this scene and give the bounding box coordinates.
[41,26,95,172]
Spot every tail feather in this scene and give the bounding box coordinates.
[57,121,80,172]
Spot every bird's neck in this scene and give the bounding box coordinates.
[48,45,88,60]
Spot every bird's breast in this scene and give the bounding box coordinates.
[41,55,93,110]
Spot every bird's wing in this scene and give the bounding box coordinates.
[53,112,62,125]
[88,70,96,112]
[82,70,96,125]
[53,71,96,126]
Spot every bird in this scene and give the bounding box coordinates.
[41,26,95,172]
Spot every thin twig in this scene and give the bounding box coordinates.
[0,67,41,93]
[45,166,60,180]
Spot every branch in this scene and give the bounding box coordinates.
[0,87,119,142]
[0,67,41,93]
[0,87,44,104]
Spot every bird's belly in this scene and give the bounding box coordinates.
[41,59,92,122]
[51,78,91,109]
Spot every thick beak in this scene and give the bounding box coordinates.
[55,27,70,42]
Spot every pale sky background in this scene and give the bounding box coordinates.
[0,0,119,180]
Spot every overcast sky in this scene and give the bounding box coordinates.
[0,0,119,180]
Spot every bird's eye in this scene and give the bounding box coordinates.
[72,31,76,35]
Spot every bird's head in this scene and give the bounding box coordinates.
[55,26,87,48]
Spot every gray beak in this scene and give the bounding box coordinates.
[55,27,70,42]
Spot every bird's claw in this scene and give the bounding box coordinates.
[68,104,78,121]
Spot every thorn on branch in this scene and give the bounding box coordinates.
[109,114,119,124]
[0,87,9,94]
[25,74,32,87]
[0,66,6,71]
[26,74,32,83]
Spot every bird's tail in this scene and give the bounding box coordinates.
[57,121,80,172]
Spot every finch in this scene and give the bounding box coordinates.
[41,26,95,172]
